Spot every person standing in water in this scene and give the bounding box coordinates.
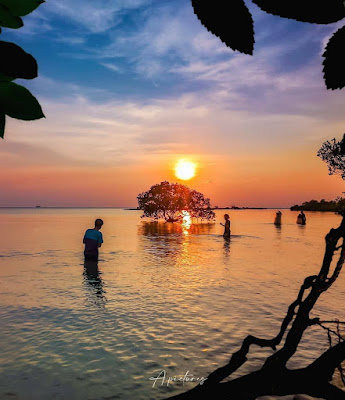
[220,214,231,239]
[83,218,104,261]
[274,210,282,226]
[297,210,306,225]
[301,210,306,225]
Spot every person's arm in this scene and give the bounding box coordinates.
[98,232,103,248]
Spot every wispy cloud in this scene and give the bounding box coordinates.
[3,71,345,170]
[43,0,153,33]
[54,35,86,46]
[87,2,231,78]
[100,63,122,73]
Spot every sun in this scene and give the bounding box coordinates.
[175,159,196,181]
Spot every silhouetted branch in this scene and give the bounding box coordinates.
[318,384,345,400]
[317,322,344,342]
[316,320,345,388]
[308,341,345,382]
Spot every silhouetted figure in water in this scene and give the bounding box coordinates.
[297,210,306,225]
[220,214,231,239]
[274,210,282,226]
[83,218,104,261]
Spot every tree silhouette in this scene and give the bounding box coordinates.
[291,197,345,212]
[318,134,345,180]
[191,0,345,90]
[0,0,45,138]
[137,181,215,223]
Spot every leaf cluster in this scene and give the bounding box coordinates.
[192,0,345,89]
[0,0,45,138]
[317,134,345,179]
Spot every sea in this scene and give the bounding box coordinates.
[0,208,344,399]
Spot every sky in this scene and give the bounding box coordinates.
[1,0,345,207]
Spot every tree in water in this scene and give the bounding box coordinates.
[137,181,215,223]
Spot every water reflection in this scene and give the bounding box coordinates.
[83,259,106,307]
[274,223,282,239]
[139,220,215,237]
[297,224,306,234]
[181,211,192,235]
[139,222,184,261]
[138,220,215,262]
[223,237,231,259]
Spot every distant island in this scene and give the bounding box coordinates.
[291,198,345,212]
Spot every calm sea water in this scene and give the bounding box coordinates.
[0,209,344,400]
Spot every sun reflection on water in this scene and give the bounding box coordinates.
[181,210,192,235]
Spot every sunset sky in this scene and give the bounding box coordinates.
[1,0,345,207]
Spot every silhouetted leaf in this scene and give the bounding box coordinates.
[252,0,345,24]
[0,41,38,80]
[0,82,45,120]
[0,4,23,28]
[0,72,14,82]
[323,26,345,89]
[0,113,5,138]
[191,0,255,55]
[0,0,44,17]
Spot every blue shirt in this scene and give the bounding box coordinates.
[83,229,103,258]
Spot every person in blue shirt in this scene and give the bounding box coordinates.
[83,219,104,261]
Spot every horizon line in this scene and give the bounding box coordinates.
[0,206,293,209]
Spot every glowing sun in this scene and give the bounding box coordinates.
[175,159,196,180]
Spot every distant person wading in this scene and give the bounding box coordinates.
[83,219,104,261]
[221,214,231,239]
[297,210,307,225]
[274,210,282,226]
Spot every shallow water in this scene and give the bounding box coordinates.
[0,209,344,399]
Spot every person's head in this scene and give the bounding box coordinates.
[224,214,229,221]
[301,210,305,214]
[94,218,104,230]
